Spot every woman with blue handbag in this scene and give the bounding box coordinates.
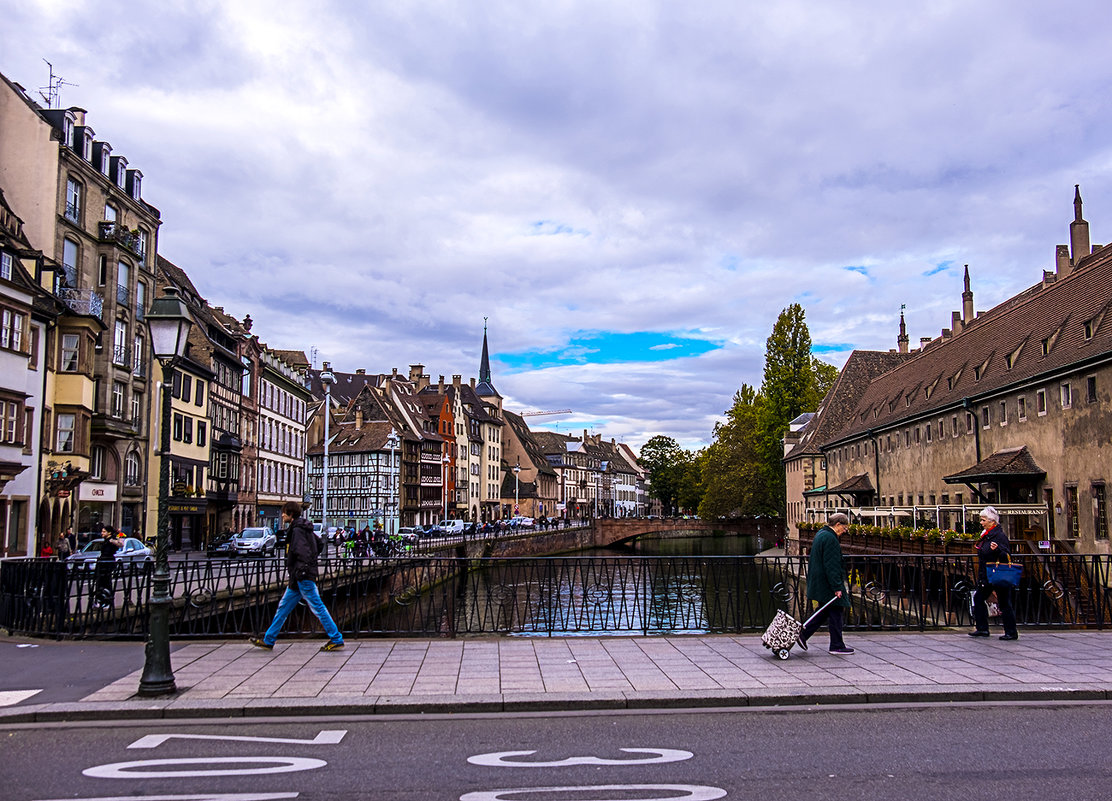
[970,506,1019,641]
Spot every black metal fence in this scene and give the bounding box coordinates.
[1,553,1109,640]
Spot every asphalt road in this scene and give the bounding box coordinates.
[0,637,147,706]
[1,702,1108,800]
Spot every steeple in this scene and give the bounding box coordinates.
[476,318,501,400]
[962,264,974,325]
[1070,184,1091,267]
[479,318,491,385]
[897,306,909,354]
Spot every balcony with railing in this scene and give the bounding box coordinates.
[97,221,142,256]
[112,344,130,368]
[116,284,130,306]
[56,287,104,319]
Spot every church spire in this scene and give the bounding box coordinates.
[897,305,909,354]
[479,317,491,385]
[476,317,501,400]
[1070,183,1090,267]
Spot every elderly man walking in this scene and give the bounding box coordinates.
[798,512,854,655]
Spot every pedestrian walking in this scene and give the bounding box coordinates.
[55,531,72,561]
[93,525,123,609]
[798,512,854,654]
[250,501,344,652]
[969,506,1019,641]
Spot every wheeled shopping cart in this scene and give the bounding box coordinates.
[761,597,838,660]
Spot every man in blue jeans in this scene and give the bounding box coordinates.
[250,501,344,652]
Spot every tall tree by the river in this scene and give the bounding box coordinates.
[699,304,837,518]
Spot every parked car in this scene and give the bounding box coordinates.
[207,530,237,558]
[68,537,152,564]
[234,527,277,557]
[438,520,466,536]
[508,516,534,529]
[397,527,421,543]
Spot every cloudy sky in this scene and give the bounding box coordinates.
[3,1,1110,451]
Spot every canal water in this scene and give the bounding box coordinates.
[441,533,792,637]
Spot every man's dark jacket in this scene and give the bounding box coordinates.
[285,518,321,587]
[806,525,850,608]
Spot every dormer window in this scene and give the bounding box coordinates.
[126,169,142,201]
[62,113,74,148]
[110,155,128,188]
[1084,319,1094,340]
[1041,337,1050,355]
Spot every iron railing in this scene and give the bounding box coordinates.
[1,554,1109,640]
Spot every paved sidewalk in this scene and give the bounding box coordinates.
[4,630,1112,723]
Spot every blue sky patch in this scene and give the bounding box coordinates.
[497,331,722,371]
[844,265,870,277]
[813,342,854,354]
[530,220,590,237]
[923,260,954,277]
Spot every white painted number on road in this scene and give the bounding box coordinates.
[83,757,327,779]
[468,748,694,767]
[460,786,726,801]
[35,794,298,801]
[128,730,347,749]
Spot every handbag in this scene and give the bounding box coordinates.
[986,553,1023,589]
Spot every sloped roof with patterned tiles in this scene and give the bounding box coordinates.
[942,445,1046,483]
[785,349,912,459]
[829,245,1112,445]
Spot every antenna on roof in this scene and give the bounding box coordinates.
[309,346,319,369]
[39,60,77,109]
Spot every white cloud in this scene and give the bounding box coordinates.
[3,0,1111,452]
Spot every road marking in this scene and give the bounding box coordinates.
[83,757,327,779]
[459,785,726,801]
[468,749,694,767]
[0,689,41,706]
[35,795,298,801]
[129,730,347,748]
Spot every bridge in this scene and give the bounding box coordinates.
[593,517,771,546]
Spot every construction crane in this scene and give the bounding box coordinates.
[519,409,573,417]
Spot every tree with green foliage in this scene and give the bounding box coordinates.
[698,385,772,518]
[639,435,684,514]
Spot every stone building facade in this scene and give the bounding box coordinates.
[785,188,1112,554]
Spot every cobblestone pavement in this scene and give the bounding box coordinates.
[4,630,1111,722]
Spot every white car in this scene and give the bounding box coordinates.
[235,527,277,557]
[68,537,152,564]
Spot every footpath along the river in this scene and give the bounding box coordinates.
[2,629,1111,723]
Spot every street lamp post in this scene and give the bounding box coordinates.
[138,287,192,697]
[386,428,398,535]
[320,363,335,532]
[513,460,520,516]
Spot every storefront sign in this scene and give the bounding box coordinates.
[167,502,206,514]
[79,482,118,502]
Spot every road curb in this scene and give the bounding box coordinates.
[3,685,1110,724]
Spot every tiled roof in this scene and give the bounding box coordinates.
[503,411,558,476]
[827,473,875,494]
[306,420,398,456]
[943,446,1046,483]
[832,246,1112,444]
[785,350,911,459]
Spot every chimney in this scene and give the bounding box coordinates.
[1070,184,1091,267]
[470,378,476,388]
[70,108,87,126]
[452,374,461,387]
[1056,245,1071,275]
[355,408,363,428]
[961,265,974,325]
[920,337,932,349]
[408,364,424,382]
[951,310,962,334]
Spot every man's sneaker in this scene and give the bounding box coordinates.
[320,641,345,652]
[249,637,273,650]
[829,646,855,655]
